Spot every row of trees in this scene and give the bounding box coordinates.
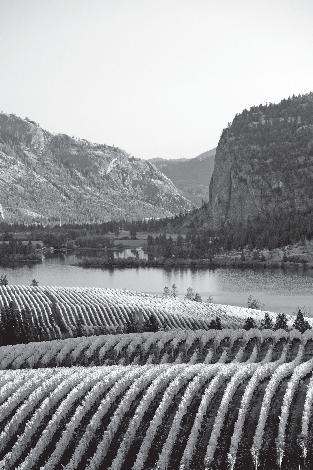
[163,285,211,303]
[243,309,311,333]
[0,299,162,345]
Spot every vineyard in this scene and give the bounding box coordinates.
[1,328,313,370]
[1,285,313,468]
[0,285,299,343]
[0,355,313,469]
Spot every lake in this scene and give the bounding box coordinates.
[1,254,313,315]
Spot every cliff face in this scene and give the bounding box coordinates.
[209,93,313,228]
[0,114,192,223]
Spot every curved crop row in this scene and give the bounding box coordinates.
[1,328,310,369]
[0,285,302,343]
[1,361,313,469]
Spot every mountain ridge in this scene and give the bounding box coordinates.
[0,113,193,223]
[149,148,216,206]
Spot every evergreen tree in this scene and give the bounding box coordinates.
[215,316,222,330]
[274,313,288,330]
[0,305,11,345]
[208,316,222,330]
[145,313,159,332]
[20,305,36,342]
[0,301,23,345]
[124,314,137,334]
[293,308,311,333]
[261,312,273,329]
[243,316,256,330]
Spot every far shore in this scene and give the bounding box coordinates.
[74,256,313,271]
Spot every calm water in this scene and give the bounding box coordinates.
[1,255,313,315]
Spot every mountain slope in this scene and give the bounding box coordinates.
[0,114,192,223]
[150,148,215,206]
[209,93,313,228]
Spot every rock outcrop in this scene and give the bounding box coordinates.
[209,93,313,228]
[0,114,192,223]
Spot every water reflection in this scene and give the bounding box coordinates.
[1,255,313,315]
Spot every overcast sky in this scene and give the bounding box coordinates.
[0,0,312,159]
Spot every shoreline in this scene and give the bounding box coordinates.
[74,256,313,270]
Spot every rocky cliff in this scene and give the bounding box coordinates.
[0,114,192,223]
[209,93,313,228]
[150,148,215,206]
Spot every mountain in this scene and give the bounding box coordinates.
[150,148,215,206]
[209,93,313,229]
[0,114,193,223]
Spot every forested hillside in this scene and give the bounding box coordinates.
[209,92,313,229]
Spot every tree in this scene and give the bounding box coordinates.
[145,313,159,332]
[163,286,170,297]
[215,316,222,330]
[261,312,273,329]
[274,313,288,331]
[194,293,202,302]
[129,229,137,240]
[124,314,137,334]
[208,316,222,330]
[243,317,257,330]
[31,278,39,287]
[293,308,311,333]
[0,274,8,286]
[20,305,36,342]
[247,295,264,310]
[185,287,194,300]
[0,301,23,345]
[171,284,177,298]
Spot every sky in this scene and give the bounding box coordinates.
[0,0,312,159]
